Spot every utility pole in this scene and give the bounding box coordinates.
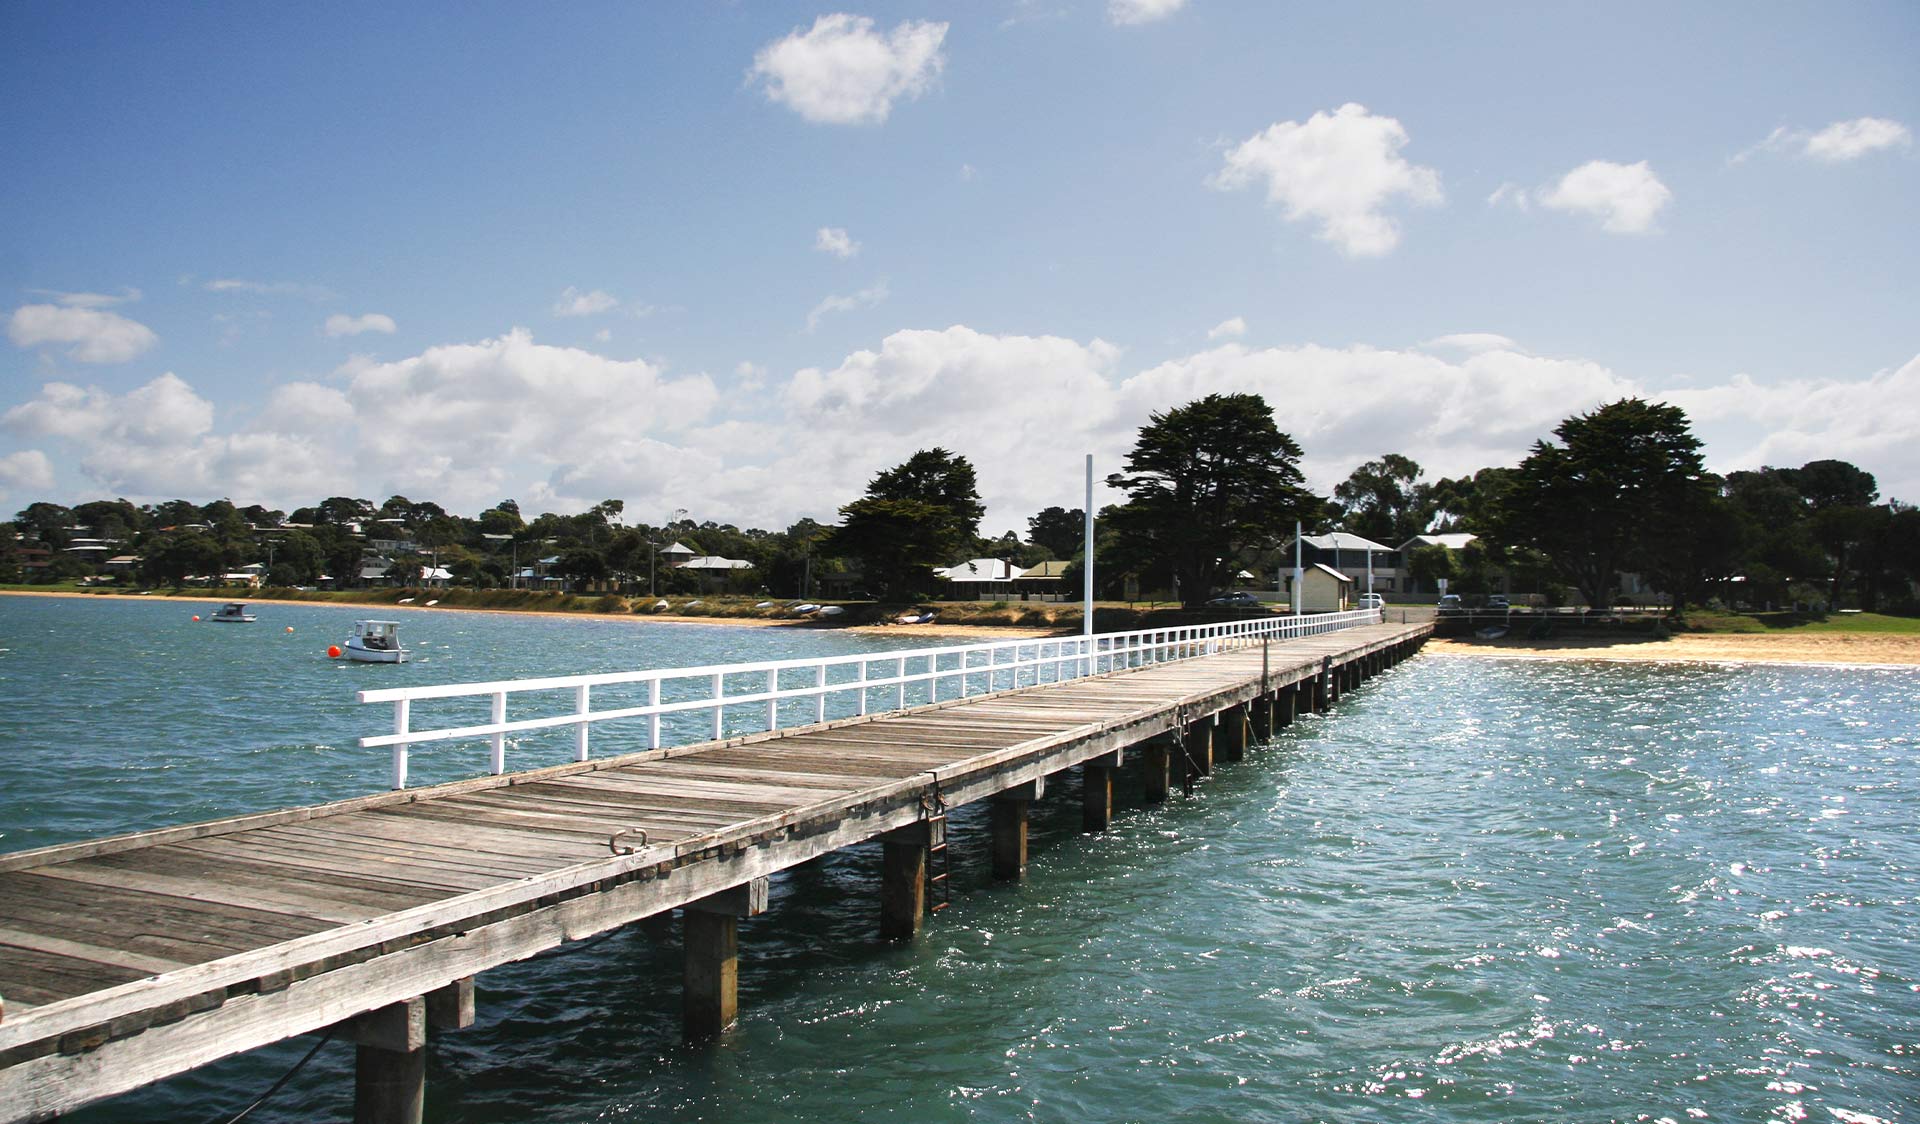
[1082,454,1094,638]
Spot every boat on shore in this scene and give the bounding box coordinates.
[208,602,256,623]
[344,620,409,663]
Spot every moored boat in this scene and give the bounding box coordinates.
[344,620,409,663]
[208,602,257,623]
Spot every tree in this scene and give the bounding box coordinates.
[1790,459,1880,606]
[827,448,985,597]
[1405,542,1458,594]
[1026,506,1085,560]
[1332,454,1432,544]
[1491,398,1710,612]
[142,531,224,586]
[14,502,74,548]
[1106,393,1318,608]
[314,496,376,526]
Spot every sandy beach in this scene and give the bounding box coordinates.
[1424,631,1920,668]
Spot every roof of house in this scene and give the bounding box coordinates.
[1307,562,1354,583]
[936,558,1023,582]
[1014,560,1073,579]
[661,541,696,556]
[420,566,453,580]
[678,556,753,571]
[1296,532,1394,553]
[1399,532,1477,551]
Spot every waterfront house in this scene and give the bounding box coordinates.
[1012,559,1074,601]
[1286,533,1400,595]
[1287,563,1355,611]
[936,558,1024,600]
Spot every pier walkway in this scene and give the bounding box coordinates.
[0,614,1428,1123]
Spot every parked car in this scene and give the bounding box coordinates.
[1357,593,1385,610]
[1485,594,1511,610]
[1205,591,1261,607]
[1437,594,1462,612]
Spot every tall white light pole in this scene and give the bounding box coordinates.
[1292,521,1303,618]
[1082,454,1095,637]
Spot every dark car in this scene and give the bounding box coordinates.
[1205,591,1261,607]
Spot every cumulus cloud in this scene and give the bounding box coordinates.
[815,226,861,258]
[1210,103,1443,257]
[1736,117,1912,164]
[0,449,55,496]
[1109,0,1186,25]
[1537,160,1672,234]
[8,304,159,364]
[806,281,890,332]
[323,312,397,337]
[1208,317,1247,340]
[553,287,620,317]
[749,14,947,125]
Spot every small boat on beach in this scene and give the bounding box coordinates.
[208,603,257,623]
[344,620,409,663]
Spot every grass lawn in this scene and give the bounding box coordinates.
[1684,609,1920,635]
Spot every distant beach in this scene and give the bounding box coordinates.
[1425,631,1920,667]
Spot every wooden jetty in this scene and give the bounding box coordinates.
[0,618,1428,1123]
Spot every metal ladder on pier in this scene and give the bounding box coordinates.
[922,781,952,913]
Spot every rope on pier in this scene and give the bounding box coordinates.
[204,1026,334,1124]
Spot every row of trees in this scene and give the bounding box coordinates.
[7,393,1914,614]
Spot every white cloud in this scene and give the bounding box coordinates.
[553,287,620,317]
[1737,117,1912,164]
[1538,160,1671,234]
[0,449,55,495]
[815,226,861,258]
[1210,103,1443,257]
[1805,117,1912,162]
[806,281,890,332]
[7,304,159,364]
[203,278,333,301]
[323,312,397,337]
[1207,317,1247,340]
[29,288,141,309]
[749,14,947,126]
[1109,0,1186,25]
[1486,182,1530,211]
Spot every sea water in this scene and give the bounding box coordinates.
[2,597,1915,1123]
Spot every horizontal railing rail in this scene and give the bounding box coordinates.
[357,608,1382,789]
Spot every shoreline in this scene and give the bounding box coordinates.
[1423,633,1920,668]
[0,588,1065,640]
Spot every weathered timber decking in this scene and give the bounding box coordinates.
[0,620,1429,1122]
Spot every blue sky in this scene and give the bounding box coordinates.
[3,1,1915,533]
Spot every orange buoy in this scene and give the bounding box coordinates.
[327,645,342,658]
[191,614,200,621]
[286,626,295,633]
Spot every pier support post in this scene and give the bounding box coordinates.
[1219,706,1247,763]
[1141,736,1171,803]
[1186,718,1213,776]
[347,999,426,1124]
[1083,751,1120,832]
[992,779,1044,880]
[683,879,769,1040]
[881,822,938,941]
[1252,694,1273,741]
[1277,683,1297,727]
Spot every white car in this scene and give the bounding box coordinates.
[1357,593,1385,610]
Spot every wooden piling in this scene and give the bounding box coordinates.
[1083,752,1119,832]
[683,879,768,1039]
[1218,705,1247,763]
[881,823,936,940]
[347,999,425,1124]
[1140,736,1171,803]
[991,780,1042,880]
[1187,718,1213,776]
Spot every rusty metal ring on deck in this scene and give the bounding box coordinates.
[608,827,649,855]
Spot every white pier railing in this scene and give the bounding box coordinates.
[357,608,1382,789]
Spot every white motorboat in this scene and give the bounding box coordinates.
[208,602,257,623]
[344,620,409,663]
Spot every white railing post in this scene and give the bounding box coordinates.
[767,669,778,732]
[648,677,662,749]
[490,692,506,774]
[711,672,724,740]
[391,699,411,790]
[897,657,907,710]
[575,685,591,761]
[858,660,869,716]
[815,664,827,724]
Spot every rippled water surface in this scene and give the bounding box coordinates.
[5,597,1916,1123]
